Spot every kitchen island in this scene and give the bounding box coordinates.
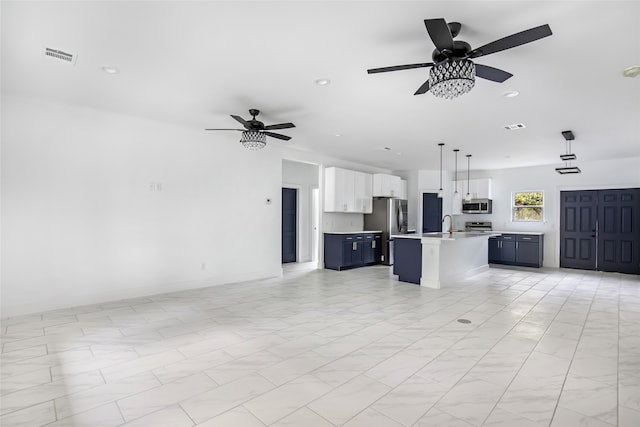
[393,232,497,288]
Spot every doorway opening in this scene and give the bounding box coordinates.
[282,187,297,263]
[422,193,443,233]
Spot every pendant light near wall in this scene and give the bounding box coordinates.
[453,149,460,194]
[437,143,445,198]
[464,154,473,201]
[453,149,462,211]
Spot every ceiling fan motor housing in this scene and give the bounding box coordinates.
[432,40,472,63]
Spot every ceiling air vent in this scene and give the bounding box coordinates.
[504,123,526,130]
[43,47,77,65]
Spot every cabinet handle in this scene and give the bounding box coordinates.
[516,242,519,249]
[372,240,376,249]
[521,237,532,240]
[352,242,357,251]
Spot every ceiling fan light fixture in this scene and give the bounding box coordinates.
[430,59,475,99]
[240,131,266,150]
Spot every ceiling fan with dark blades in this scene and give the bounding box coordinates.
[367,19,552,98]
[205,109,295,141]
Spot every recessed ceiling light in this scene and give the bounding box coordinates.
[622,65,640,78]
[314,78,330,86]
[503,90,519,98]
[100,66,119,74]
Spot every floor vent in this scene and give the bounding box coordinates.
[43,47,77,65]
[504,123,526,130]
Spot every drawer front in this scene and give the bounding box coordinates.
[517,234,540,242]
[501,234,516,240]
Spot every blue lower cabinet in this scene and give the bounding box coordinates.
[324,233,381,271]
[373,234,382,263]
[394,238,422,284]
[489,234,543,267]
[515,235,544,267]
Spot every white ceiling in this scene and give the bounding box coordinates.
[3,1,640,172]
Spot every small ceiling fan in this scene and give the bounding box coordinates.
[205,109,295,141]
[367,19,552,97]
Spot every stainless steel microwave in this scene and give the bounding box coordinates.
[462,199,492,214]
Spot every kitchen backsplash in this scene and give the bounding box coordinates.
[323,212,364,232]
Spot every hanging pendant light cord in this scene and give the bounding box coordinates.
[439,146,443,190]
[466,154,472,198]
[454,149,459,193]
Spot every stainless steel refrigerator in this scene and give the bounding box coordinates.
[364,198,408,265]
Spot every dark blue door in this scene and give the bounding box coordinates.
[282,188,297,263]
[561,189,640,274]
[597,189,640,274]
[560,190,598,270]
[422,193,443,233]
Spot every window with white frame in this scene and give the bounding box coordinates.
[512,191,544,222]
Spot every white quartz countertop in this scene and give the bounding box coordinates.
[324,230,382,235]
[392,232,499,240]
[490,231,545,236]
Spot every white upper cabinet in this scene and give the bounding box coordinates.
[455,178,492,200]
[373,174,402,198]
[354,171,373,213]
[324,167,372,213]
[471,178,492,199]
[399,179,408,200]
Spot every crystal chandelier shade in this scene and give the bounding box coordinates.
[240,131,266,150]
[429,59,476,100]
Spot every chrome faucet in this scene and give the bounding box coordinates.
[442,214,454,235]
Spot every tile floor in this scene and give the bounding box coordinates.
[1,265,639,426]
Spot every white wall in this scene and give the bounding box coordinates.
[1,95,284,317]
[1,95,394,317]
[282,160,318,262]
